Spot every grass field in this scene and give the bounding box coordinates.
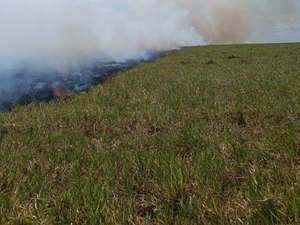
[0,43,299,224]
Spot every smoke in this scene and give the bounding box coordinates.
[0,0,298,71]
[175,0,299,44]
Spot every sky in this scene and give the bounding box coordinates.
[271,22,300,43]
[252,21,300,44]
[256,0,300,43]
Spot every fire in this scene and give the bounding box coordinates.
[53,86,68,98]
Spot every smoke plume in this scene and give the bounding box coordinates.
[0,0,298,71]
[175,0,299,44]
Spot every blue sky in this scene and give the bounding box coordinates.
[252,20,300,44]
[271,22,300,43]
[263,0,300,43]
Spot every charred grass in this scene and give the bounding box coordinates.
[0,43,300,224]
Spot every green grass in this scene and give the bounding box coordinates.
[0,43,299,224]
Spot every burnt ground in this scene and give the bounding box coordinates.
[0,56,159,111]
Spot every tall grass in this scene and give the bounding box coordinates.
[0,43,299,224]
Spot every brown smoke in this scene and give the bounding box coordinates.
[175,0,299,44]
[195,5,251,44]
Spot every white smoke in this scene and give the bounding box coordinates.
[0,0,298,71]
[0,0,202,71]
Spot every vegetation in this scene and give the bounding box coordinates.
[0,43,299,224]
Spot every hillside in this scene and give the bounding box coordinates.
[0,43,299,224]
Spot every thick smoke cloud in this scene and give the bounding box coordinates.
[0,0,298,71]
[0,0,201,71]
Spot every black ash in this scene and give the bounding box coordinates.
[0,56,159,112]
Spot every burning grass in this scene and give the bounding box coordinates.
[0,43,300,224]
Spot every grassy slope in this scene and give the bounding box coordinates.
[0,43,299,224]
